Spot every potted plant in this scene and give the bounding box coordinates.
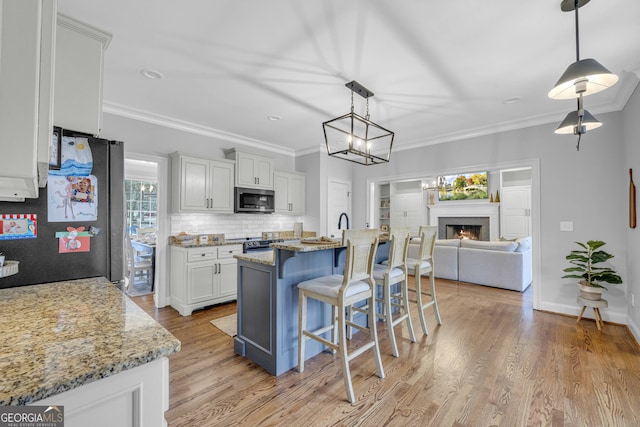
[562,240,622,300]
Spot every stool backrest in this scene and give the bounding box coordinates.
[387,226,412,269]
[417,225,437,262]
[342,229,379,284]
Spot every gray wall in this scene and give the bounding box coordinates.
[350,90,637,332]
[623,84,640,337]
[98,87,640,341]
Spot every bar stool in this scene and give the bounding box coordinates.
[297,228,384,404]
[406,225,441,335]
[349,226,416,357]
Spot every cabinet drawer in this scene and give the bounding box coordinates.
[217,245,242,258]
[187,248,218,262]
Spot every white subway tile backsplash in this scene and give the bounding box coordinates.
[171,213,305,239]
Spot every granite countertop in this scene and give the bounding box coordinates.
[0,277,181,405]
[271,239,343,252]
[235,234,390,265]
[233,240,342,265]
[234,250,275,266]
[170,240,245,249]
[169,233,239,248]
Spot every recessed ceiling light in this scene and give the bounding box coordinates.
[503,96,521,104]
[141,69,164,79]
[267,115,282,121]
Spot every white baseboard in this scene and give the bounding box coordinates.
[539,301,627,325]
[627,316,640,346]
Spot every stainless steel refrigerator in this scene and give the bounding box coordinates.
[0,136,124,289]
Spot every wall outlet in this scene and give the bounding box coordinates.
[560,221,573,232]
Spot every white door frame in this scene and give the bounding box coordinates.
[125,152,169,308]
[327,176,352,239]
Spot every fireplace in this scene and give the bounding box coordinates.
[447,224,481,240]
[440,217,490,240]
[428,202,500,241]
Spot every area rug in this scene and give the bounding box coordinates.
[210,314,237,337]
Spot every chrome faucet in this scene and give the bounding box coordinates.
[338,212,350,230]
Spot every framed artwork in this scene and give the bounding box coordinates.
[437,171,488,201]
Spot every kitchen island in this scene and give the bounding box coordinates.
[233,239,389,376]
[0,277,181,426]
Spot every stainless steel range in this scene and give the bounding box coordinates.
[228,237,284,253]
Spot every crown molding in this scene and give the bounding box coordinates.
[102,101,295,157]
[103,70,639,159]
[395,72,639,153]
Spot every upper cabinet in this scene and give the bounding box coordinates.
[54,14,111,136]
[274,171,305,215]
[0,0,56,201]
[171,152,234,213]
[224,149,273,190]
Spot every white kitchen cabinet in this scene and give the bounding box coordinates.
[170,245,242,316]
[224,149,273,190]
[37,357,169,427]
[0,0,56,201]
[274,171,305,214]
[171,152,234,213]
[54,14,111,136]
[390,193,423,233]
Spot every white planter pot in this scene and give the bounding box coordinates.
[578,281,603,301]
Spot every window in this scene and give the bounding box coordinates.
[125,179,158,234]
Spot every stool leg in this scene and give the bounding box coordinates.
[415,272,429,335]
[576,306,587,323]
[298,291,307,373]
[594,307,602,331]
[384,278,399,358]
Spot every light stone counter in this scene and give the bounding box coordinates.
[270,239,342,252]
[233,240,343,266]
[0,277,181,405]
[234,250,276,266]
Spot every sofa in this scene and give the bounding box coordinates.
[408,237,532,292]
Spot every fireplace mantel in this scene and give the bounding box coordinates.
[428,202,500,241]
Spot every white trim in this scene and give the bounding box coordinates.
[541,300,627,325]
[628,315,640,346]
[104,101,294,158]
[327,176,352,239]
[125,152,169,308]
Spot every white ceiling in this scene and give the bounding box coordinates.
[57,0,640,157]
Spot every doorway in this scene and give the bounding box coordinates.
[124,154,169,307]
[327,177,352,239]
[124,159,158,297]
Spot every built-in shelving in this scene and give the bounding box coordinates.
[378,183,390,226]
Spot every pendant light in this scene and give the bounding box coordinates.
[548,0,618,150]
[323,81,394,166]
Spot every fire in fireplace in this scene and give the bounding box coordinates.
[438,216,490,240]
[446,225,481,240]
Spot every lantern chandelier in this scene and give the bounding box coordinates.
[323,81,394,166]
[548,0,618,151]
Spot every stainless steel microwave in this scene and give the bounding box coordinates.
[234,187,275,214]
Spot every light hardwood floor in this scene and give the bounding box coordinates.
[133,278,640,426]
